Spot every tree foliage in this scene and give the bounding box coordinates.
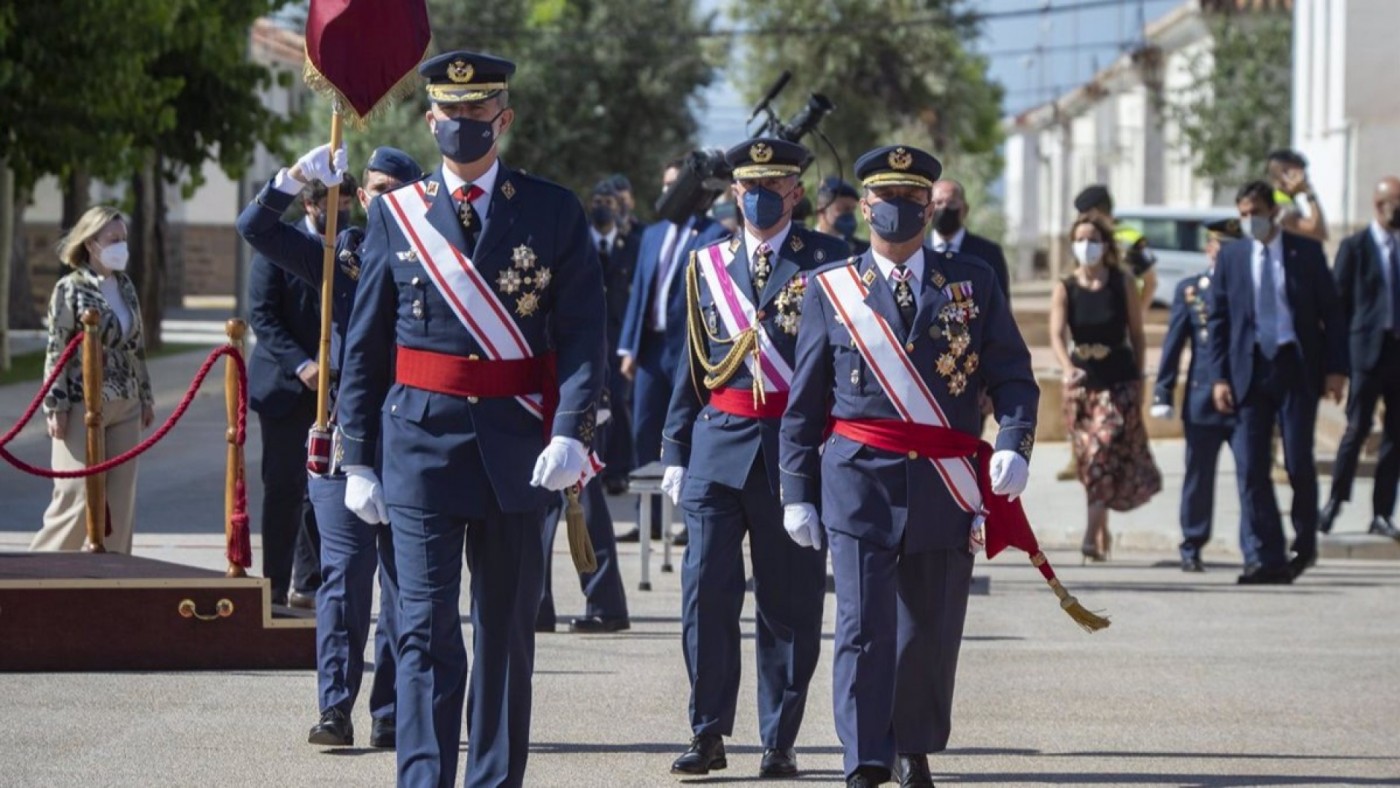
[293,0,715,210]
[1162,13,1292,189]
[727,0,1005,232]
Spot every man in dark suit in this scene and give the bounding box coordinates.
[781,146,1038,788]
[1319,175,1400,540]
[239,145,423,749]
[930,179,1010,301]
[617,161,727,542]
[247,175,355,607]
[1151,218,1245,572]
[590,180,640,494]
[335,51,605,787]
[1208,180,1348,585]
[813,176,868,254]
[660,139,849,779]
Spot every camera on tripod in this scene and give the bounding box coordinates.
[653,71,834,224]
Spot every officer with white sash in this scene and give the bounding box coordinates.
[779,146,1038,788]
[335,51,605,788]
[659,138,849,780]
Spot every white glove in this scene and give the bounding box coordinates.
[661,466,685,506]
[1149,403,1175,420]
[989,450,1029,501]
[530,436,587,491]
[783,503,823,550]
[344,466,389,525]
[597,407,612,427]
[293,143,348,187]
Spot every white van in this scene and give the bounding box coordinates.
[1114,206,1236,307]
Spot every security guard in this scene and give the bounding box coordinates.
[780,146,1038,788]
[335,51,605,787]
[660,138,848,779]
[237,144,424,748]
[1151,218,1246,573]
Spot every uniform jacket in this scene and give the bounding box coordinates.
[336,162,606,518]
[618,217,728,367]
[1207,233,1347,398]
[780,248,1039,552]
[958,232,1011,302]
[1333,225,1396,374]
[660,226,850,493]
[599,229,640,356]
[1154,269,1233,427]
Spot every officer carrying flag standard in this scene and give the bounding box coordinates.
[335,50,606,787]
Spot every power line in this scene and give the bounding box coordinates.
[976,40,1133,59]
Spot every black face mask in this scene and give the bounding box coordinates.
[868,198,928,243]
[932,207,963,236]
[590,205,616,229]
[315,209,352,235]
[433,110,504,164]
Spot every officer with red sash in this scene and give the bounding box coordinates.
[659,138,849,779]
[335,51,605,788]
[779,146,1038,788]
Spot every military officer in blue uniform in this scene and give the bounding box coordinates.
[659,138,848,779]
[335,51,605,788]
[1151,218,1246,573]
[590,180,641,494]
[780,146,1038,788]
[237,145,423,748]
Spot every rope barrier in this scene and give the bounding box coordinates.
[0,337,252,567]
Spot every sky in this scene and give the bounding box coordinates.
[696,0,1183,147]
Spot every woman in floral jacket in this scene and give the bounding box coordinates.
[31,206,154,554]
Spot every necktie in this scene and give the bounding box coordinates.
[1388,234,1400,336]
[752,243,772,297]
[453,185,485,248]
[1257,245,1279,359]
[891,263,916,329]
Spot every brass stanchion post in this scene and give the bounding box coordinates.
[225,319,247,578]
[80,308,106,553]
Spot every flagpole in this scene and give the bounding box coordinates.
[314,103,344,430]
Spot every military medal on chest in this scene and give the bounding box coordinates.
[772,272,808,336]
[933,280,980,395]
[496,243,549,317]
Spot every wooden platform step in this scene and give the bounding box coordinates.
[0,552,315,672]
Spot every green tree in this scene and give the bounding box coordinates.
[728,0,1005,235]
[1161,13,1292,189]
[293,0,715,212]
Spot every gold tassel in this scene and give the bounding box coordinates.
[1047,577,1111,633]
[565,485,597,574]
[301,44,429,130]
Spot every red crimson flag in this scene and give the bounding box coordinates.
[303,0,431,123]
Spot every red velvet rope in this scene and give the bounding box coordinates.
[0,335,252,567]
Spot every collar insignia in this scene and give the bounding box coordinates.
[423,180,440,197]
[501,180,515,200]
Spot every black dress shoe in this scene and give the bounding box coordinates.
[759,747,797,778]
[896,753,934,787]
[1180,556,1205,573]
[671,734,726,775]
[1369,516,1400,540]
[288,590,316,610]
[848,766,891,787]
[616,526,662,543]
[1318,499,1342,534]
[535,619,556,633]
[603,476,629,496]
[1289,551,1317,579]
[1237,565,1294,585]
[308,708,353,746]
[568,616,631,633]
[672,528,688,547]
[369,716,395,749]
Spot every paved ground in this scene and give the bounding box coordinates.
[3,320,1400,786]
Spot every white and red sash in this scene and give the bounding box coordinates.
[815,262,983,515]
[382,183,602,480]
[699,242,794,393]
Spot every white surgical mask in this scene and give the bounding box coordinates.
[1072,240,1104,267]
[1243,215,1274,242]
[98,241,129,272]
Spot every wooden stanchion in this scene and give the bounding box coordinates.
[80,308,106,553]
[224,319,247,578]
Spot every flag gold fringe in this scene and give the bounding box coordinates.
[301,42,430,129]
[1046,576,1111,633]
[565,485,597,574]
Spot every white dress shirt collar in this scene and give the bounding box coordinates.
[441,159,499,216]
[1251,232,1296,346]
[931,227,966,253]
[871,247,926,297]
[743,222,792,267]
[1371,220,1398,254]
[590,226,618,251]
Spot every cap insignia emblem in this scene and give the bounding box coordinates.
[750,143,773,164]
[448,60,475,84]
[888,147,913,171]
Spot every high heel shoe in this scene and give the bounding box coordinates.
[1081,540,1105,564]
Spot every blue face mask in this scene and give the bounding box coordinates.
[832,211,858,239]
[740,185,788,231]
[868,198,928,243]
[433,110,503,164]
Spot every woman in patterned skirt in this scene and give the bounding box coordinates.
[1049,214,1161,561]
[31,206,154,554]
